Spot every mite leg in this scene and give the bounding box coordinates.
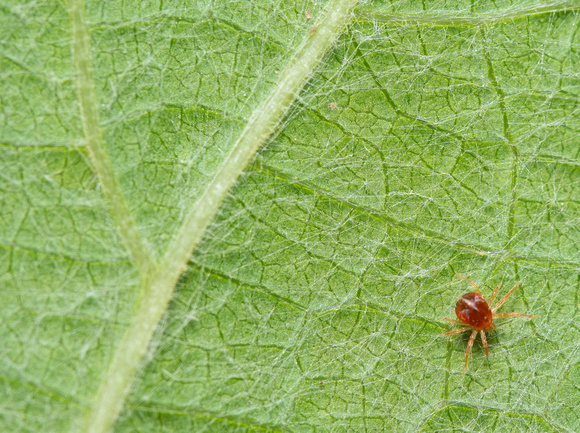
[438,326,471,336]
[480,330,488,357]
[456,272,481,295]
[463,329,478,374]
[493,312,538,319]
[444,317,464,325]
[491,281,521,313]
[488,283,502,305]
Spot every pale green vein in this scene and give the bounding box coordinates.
[165,0,358,270]
[81,0,359,432]
[69,0,153,274]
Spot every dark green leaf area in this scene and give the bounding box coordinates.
[0,1,80,145]
[420,405,556,433]
[0,248,140,431]
[128,265,445,432]
[0,147,125,260]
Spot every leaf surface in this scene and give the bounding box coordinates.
[1,1,579,432]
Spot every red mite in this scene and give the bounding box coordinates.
[439,272,538,374]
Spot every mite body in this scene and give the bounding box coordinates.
[455,292,493,330]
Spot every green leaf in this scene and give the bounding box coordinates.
[1,1,579,432]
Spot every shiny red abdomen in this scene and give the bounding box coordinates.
[455,292,493,330]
